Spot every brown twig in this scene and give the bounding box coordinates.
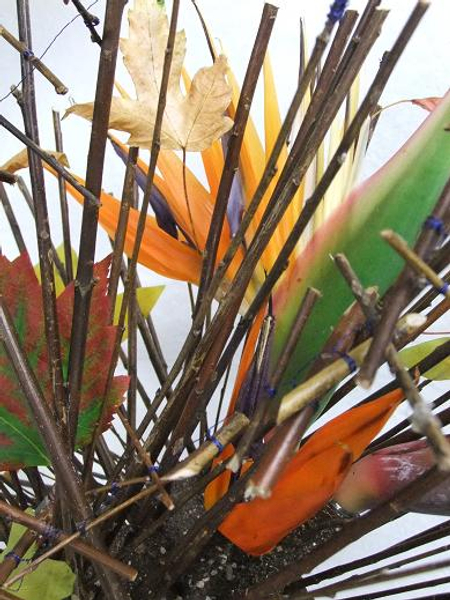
[0,25,68,94]
[195,3,278,309]
[52,109,73,282]
[245,288,322,499]
[0,501,136,586]
[0,182,26,254]
[16,0,66,427]
[68,0,127,448]
[70,0,102,45]
[0,116,100,207]
[333,252,450,470]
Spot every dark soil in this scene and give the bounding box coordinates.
[123,479,345,599]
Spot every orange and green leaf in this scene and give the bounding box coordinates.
[0,253,128,470]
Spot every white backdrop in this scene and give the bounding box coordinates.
[0,2,449,598]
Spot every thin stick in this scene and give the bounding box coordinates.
[0,116,100,207]
[108,147,139,312]
[382,229,450,301]
[0,501,136,585]
[52,110,73,281]
[195,3,278,309]
[68,0,127,448]
[70,0,102,45]
[16,0,66,426]
[15,175,68,285]
[334,252,450,470]
[0,182,26,254]
[0,25,68,94]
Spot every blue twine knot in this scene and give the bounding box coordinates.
[75,520,87,536]
[335,351,358,374]
[424,215,447,237]
[5,551,22,566]
[264,384,277,398]
[439,282,449,296]
[147,464,159,475]
[22,48,34,59]
[110,481,120,495]
[207,429,224,453]
[42,523,59,541]
[328,0,348,23]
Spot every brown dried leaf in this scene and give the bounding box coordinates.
[66,0,233,151]
[1,149,69,173]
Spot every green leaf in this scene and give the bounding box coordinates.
[0,518,76,600]
[399,337,450,380]
[113,285,164,340]
[0,253,129,469]
[273,91,450,396]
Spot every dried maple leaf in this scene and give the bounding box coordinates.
[1,149,69,173]
[66,0,233,151]
[0,253,128,470]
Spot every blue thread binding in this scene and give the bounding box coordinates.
[335,351,358,373]
[76,520,87,536]
[43,523,59,541]
[264,384,277,398]
[110,481,120,495]
[147,465,159,475]
[5,552,22,566]
[22,48,34,59]
[439,282,449,296]
[207,429,224,453]
[328,0,348,23]
[424,215,447,237]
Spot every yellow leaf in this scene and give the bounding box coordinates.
[34,245,78,297]
[114,286,164,340]
[66,0,233,151]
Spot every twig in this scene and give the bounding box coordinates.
[382,229,450,301]
[15,175,68,285]
[244,288,322,498]
[292,551,450,599]
[195,3,278,309]
[0,116,100,207]
[0,500,136,585]
[70,0,102,45]
[0,25,68,94]
[108,147,139,312]
[68,0,127,448]
[16,0,66,426]
[0,182,26,254]
[297,517,450,590]
[334,252,450,471]
[52,109,73,281]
